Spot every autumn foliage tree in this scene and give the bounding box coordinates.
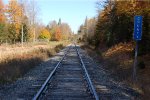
[0,0,5,23]
[0,1,72,43]
[60,23,72,40]
[0,0,40,43]
[6,0,24,42]
[47,20,72,41]
[80,0,150,55]
[0,0,6,41]
[55,27,62,41]
[78,17,96,44]
[39,28,51,40]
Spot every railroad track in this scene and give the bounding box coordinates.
[32,45,99,100]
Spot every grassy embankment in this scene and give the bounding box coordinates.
[81,42,150,100]
[0,41,70,84]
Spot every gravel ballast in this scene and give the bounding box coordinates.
[0,46,140,100]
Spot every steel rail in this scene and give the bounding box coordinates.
[75,45,99,100]
[32,46,71,100]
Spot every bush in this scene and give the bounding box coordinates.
[39,29,51,40]
[138,61,145,69]
[54,44,64,52]
[0,43,65,84]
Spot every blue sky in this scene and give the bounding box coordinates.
[4,0,99,33]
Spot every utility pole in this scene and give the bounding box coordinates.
[33,26,35,42]
[31,0,36,43]
[85,16,88,38]
[21,24,24,47]
[20,0,24,47]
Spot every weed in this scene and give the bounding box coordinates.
[0,42,68,84]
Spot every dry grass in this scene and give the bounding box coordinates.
[81,42,150,99]
[103,43,150,99]
[138,55,150,100]
[0,41,69,84]
[0,41,69,62]
[102,42,134,80]
[104,42,134,57]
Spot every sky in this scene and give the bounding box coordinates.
[3,0,99,33]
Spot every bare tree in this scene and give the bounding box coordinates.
[48,21,58,30]
[26,0,39,42]
[18,0,25,47]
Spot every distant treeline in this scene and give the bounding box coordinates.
[78,0,150,55]
[0,0,72,44]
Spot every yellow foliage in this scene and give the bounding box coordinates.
[104,42,134,57]
[55,27,62,41]
[39,29,51,40]
[0,0,5,23]
[7,0,24,34]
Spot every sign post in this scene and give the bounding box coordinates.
[133,16,143,82]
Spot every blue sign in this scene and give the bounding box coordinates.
[133,16,143,40]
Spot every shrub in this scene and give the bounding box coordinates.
[39,29,51,40]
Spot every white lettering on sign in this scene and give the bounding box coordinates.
[133,16,142,40]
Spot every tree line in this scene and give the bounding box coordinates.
[0,0,72,44]
[46,19,72,41]
[78,0,150,55]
